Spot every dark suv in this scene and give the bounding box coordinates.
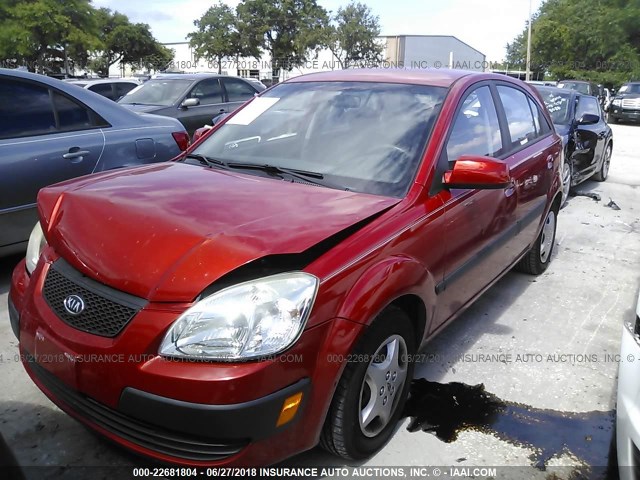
[607,82,640,124]
[118,73,260,136]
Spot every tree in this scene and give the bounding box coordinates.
[90,8,173,77]
[323,1,382,69]
[236,0,329,78]
[505,0,640,86]
[0,0,98,74]
[188,2,242,74]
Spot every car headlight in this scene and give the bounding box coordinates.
[159,272,318,361]
[25,222,47,274]
[613,99,622,106]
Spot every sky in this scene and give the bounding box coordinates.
[93,0,544,62]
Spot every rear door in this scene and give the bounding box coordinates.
[432,84,517,329]
[220,77,258,112]
[178,78,227,135]
[573,95,607,176]
[494,84,558,255]
[0,77,105,248]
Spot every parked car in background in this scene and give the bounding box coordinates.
[0,68,189,257]
[67,78,141,101]
[118,73,260,136]
[608,81,640,123]
[245,78,267,91]
[10,69,562,466]
[557,79,605,107]
[617,289,640,480]
[535,86,613,206]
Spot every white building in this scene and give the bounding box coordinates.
[383,35,487,72]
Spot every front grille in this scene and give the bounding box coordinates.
[622,98,640,109]
[27,355,247,462]
[42,259,146,337]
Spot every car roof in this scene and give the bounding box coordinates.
[151,73,247,80]
[558,79,592,84]
[286,68,481,88]
[72,78,140,85]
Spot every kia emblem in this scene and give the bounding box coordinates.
[63,295,85,315]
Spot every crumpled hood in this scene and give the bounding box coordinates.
[38,163,398,302]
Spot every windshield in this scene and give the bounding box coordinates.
[619,83,640,94]
[557,81,590,95]
[536,88,572,125]
[192,81,446,197]
[119,79,193,106]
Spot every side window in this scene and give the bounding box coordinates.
[53,93,93,130]
[222,78,257,102]
[188,78,223,105]
[0,78,55,139]
[575,96,601,121]
[527,97,551,134]
[446,86,503,162]
[497,86,538,149]
[89,83,115,100]
[115,82,137,99]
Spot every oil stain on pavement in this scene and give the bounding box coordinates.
[403,379,616,477]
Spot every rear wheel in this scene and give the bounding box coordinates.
[320,306,416,459]
[515,206,557,275]
[593,143,612,182]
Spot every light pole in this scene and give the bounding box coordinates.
[525,0,532,81]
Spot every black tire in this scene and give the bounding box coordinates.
[515,205,558,275]
[607,112,617,124]
[320,306,416,459]
[593,143,612,182]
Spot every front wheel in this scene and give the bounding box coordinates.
[593,143,612,182]
[515,206,557,275]
[320,306,416,459]
[607,112,617,124]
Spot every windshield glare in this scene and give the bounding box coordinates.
[192,81,446,197]
[119,79,193,106]
[537,89,572,125]
[620,83,640,94]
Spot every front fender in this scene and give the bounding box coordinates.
[336,255,436,332]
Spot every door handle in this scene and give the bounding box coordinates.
[63,150,90,160]
[546,155,554,170]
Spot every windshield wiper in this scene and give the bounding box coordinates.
[225,163,347,190]
[226,162,320,179]
[182,153,229,169]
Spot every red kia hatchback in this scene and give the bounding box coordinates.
[8,69,562,466]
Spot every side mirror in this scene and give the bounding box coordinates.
[443,155,511,189]
[577,113,600,125]
[181,98,200,108]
